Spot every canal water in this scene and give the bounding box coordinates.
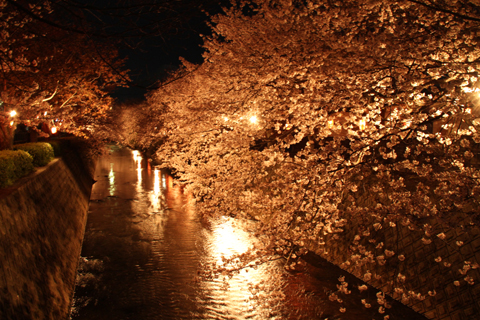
[70,145,427,320]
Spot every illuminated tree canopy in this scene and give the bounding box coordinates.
[146,0,480,309]
[0,0,232,149]
[0,0,132,149]
[3,0,480,315]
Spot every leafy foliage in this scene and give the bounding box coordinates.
[0,0,129,149]
[0,149,33,187]
[14,142,54,167]
[143,0,480,313]
[97,101,166,155]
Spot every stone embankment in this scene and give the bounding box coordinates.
[0,141,95,320]
[312,203,480,320]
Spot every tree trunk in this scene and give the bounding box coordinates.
[0,122,15,150]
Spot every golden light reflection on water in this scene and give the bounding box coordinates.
[162,172,167,189]
[132,150,143,192]
[210,218,251,265]
[127,149,282,318]
[108,163,115,196]
[148,168,162,213]
[204,217,283,320]
[154,169,160,193]
[88,147,289,319]
[132,150,146,216]
[128,149,284,319]
[132,150,167,214]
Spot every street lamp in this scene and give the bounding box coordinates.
[8,109,16,127]
[359,119,366,131]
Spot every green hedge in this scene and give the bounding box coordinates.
[0,150,34,188]
[14,142,54,167]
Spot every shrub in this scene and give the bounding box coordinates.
[14,142,54,167]
[12,150,35,178]
[0,150,34,188]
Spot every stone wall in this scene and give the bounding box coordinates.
[0,145,95,320]
[312,209,480,320]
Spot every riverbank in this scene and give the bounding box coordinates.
[0,140,96,320]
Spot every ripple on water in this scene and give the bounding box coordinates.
[72,147,428,320]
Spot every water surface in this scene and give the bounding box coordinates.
[71,145,427,320]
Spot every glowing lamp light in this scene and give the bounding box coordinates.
[9,110,16,117]
[51,126,57,134]
[9,121,14,126]
[249,115,258,124]
[359,119,366,131]
[327,119,334,129]
[462,87,480,93]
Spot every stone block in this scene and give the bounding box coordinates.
[415,249,426,261]
[470,238,480,250]
[448,296,462,311]
[449,310,465,320]
[444,284,456,297]
[402,235,413,246]
[424,310,437,319]
[474,251,480,265]
[423,297,434,309]
[413,301,425,313]
[470,285,480,301]
[435,289,446,302]
[460,244,473,256]
[463,306,477,318]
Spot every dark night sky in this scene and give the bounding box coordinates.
[30,0,229,102]
[27,0,231,102]
[113,30,206,102]
[94,0,229,102]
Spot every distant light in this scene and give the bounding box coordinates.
[462,87,480,93]
[44,111,47,116]
[359,119,366,131]
[9,120,14,126]
[327,120,334,129]
[9,110,16,117]
[51,126,57,134]
[224,117,229,122]
[249,115,258,124]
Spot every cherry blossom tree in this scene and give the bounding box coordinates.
[147,0,480,316]
[97,100,166,155]
[0,0,128,149]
